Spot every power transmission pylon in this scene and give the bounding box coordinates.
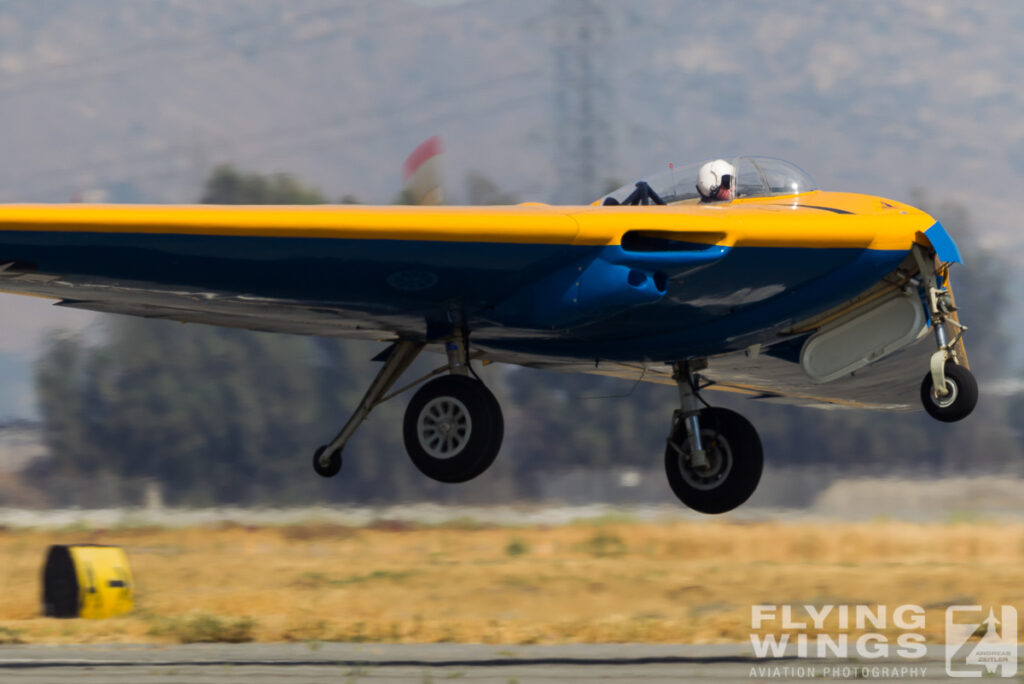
[553,0,615,205]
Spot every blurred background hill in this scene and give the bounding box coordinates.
[0,0,1021,509]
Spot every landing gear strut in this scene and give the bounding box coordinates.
[313,339,423,478]
[664,361,763,514]
[312,334,504,483]
[912,246,978,422]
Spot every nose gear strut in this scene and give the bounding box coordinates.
[912,245,977,422]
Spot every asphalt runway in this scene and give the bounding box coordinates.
[0,643,973,682]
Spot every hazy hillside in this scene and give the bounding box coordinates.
[0,0,551,205]
[1,1,1022,231]
[0,0,1021,419]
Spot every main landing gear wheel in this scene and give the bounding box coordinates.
[920,362,978,423]
[312,445,342,478]
[403,375,504,483]
[664,407,763,515]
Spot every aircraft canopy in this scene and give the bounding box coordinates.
[603,156,818,205]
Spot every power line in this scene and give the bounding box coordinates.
[14,76,548,200]
[6,68,541,190]
[41,92,544,202]
[245,92,544,170]
[0,2,453,98]
[0,1,547,201]
[0,4,350,82]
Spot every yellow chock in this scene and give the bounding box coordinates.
[42,545,134,619]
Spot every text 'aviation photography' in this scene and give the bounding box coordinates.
[0,2,1022,682]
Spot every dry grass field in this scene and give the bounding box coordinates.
[0,517,1021,645]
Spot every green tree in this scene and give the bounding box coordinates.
[37,169,1013,508]
[464,170,519,205]
[32,168,432,505]
[908,189,1010,380]
[504,195,1021,483]
[716,195,1018,475]
[200,165,327,204]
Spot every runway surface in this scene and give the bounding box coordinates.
[0,643,974,682]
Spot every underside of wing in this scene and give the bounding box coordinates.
[698,338,929,410]
[0,273,402,341]
[490,336,929,412]
[55,297,400,341]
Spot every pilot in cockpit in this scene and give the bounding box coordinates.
[696,159,735,203]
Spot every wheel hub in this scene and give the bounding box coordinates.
[678,431,733,491]
[931,378,959,408]
[417,396,472,459]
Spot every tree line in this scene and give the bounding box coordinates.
[27,166,1022,506]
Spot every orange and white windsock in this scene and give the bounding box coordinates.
[401,135,445,205]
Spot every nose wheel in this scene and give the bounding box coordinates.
[921,361,977,423]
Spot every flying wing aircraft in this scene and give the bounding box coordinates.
[0,154,975,513]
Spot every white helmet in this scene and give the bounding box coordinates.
[696,159,735,201]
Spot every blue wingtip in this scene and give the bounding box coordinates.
[925,221,963,264]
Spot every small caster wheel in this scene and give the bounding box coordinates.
[312,445,342,478]
[921,362,978,423]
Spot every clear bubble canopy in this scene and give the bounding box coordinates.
[603,156,817,205]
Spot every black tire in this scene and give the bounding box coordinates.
[312,445,342,478]
[403,375,504,483]
[920,362,978,423]
[664,407,763,514]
